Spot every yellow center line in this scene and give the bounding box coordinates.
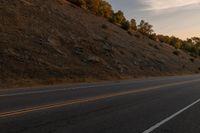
[1,79,200,118]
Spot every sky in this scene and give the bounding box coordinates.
[108,0,200,40]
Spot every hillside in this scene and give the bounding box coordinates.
[1,0,200,88]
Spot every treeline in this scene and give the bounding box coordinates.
[68,0,200,57]
[68,0,153,34]
[68,0,140,31]
[157,35,200,57]
[68,0,113,18]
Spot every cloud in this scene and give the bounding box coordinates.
[143,0,200,10]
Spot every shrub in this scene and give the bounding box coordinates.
[69,0,86,8]
[173,50,180,56]
[159,43,164,47]
[148,43,153,47]
[127,31,133,36]
[190,53,198,58]
[154,45,159,50]
[104,36,108,40]
[134,34,140,38]
[190,58,195,62]
[101,24,108,29]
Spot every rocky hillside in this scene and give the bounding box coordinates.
[1,0,200,88]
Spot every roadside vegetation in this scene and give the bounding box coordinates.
[68,0,200,57]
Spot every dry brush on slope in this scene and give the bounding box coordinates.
[0,0,200,88]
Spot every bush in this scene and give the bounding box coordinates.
[134,34,140,38]
[148,43,153,47]
[190,53,198,58]
[190,58,195,62]
[69,0,86,8]
[173,50,180,56]
[101,24,108,29]
[127,31,133,36]
[154,45,159,50]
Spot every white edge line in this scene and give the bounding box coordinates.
[143,98,200,133]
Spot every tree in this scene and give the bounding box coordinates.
[85,0,100,14]
[121,20,130,30]
[130,19,137,31]
[149,33,157,41]
[157,35,171,44]
[181,41,193,51]
[110,10,126,24]
[191,37,200,45]
[170,36,182,49]
[98,1,113,18]
[137,20,145,33]
[138,20,154,35]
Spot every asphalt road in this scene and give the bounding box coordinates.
[1,74,200,133]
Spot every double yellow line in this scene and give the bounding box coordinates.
[1,79,200,118]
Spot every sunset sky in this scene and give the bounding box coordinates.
[108,0,200,40]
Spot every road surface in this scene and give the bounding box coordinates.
[1,74,200,133]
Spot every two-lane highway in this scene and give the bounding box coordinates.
[1,74,200,133]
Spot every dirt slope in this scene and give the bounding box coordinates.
[1,0,200,88]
